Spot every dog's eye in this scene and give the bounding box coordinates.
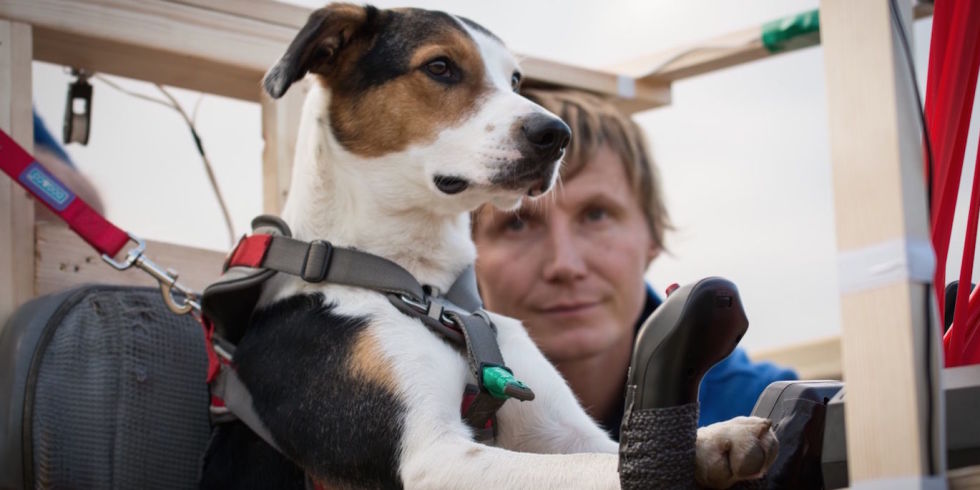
[425,58,458,83]
[511,71,522,92]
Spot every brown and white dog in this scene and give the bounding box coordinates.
[200,3,776,489]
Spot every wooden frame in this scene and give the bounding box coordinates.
[820,1,943,485]
[0,20,34,326]
[2,0,971,485]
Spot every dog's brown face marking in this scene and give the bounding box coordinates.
[266,4,496,157]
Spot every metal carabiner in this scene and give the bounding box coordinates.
[101,233,146,271]
[101,233,201,316]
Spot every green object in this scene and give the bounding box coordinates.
[482,366,529,400]
[761,9,821,53]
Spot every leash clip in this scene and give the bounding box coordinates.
[101,233,202,315]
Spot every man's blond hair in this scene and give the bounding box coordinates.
[522,88,670,249]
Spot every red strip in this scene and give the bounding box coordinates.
[201,315,221,383]
[927,0,980,366]
[949,135,980,366]
[0,129,130,257]
[227,234,272,269]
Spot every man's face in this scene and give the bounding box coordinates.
[473,145,660,363]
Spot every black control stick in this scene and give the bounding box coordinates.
[628,277,748,409]
[619,277,749,489]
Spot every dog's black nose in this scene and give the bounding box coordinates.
[522,114,571,160]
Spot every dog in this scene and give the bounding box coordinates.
[200,3,777,488]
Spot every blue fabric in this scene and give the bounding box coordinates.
[642,285,797,427]
[697,347,798,427]
[603,285,798,439]
[33,109,76,168]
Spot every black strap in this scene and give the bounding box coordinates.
[444,266,482,312]
[221,216,535,442]
[261,235,427,301]
[450,311,508,435]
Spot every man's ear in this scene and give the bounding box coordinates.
[646,243,661,268]
[263,3,373,99]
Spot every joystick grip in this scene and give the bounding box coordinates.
[626,277,748,410]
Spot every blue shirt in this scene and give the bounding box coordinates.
[601,285,797,439]
[33,110,76,168]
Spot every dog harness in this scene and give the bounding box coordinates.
[201,215,534,448]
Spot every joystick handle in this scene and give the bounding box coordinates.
[626,277,748,410]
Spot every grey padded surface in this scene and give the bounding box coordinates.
[3,286,210,490]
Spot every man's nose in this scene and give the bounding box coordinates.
[542,223,587,282]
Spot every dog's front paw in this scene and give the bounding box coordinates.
[694,416,778,489]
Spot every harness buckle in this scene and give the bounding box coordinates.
[301,240,333,282]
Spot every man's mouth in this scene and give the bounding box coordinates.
[538,301,601,316]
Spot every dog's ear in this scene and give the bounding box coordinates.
[263,3,374,99]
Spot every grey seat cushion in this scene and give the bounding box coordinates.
[0,285,211,489]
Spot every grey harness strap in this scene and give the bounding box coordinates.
[204,215,533,444]
[210,365,283,454]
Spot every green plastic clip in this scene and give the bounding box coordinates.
[482,366,534,401]
[761,8,820,53]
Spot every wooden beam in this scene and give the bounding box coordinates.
[609,3,934,84]
[0,0,293,74]
[168,0,309,29]
[519,57,671,111]
[261,80,307,214]
[750,336,842,380]
[0,20,34,329]
[948,465,980,490]
[0,0,668,109]
[35,221,224,296]
[33,26,263,102]
[820,0,942,485]
[609,25,769,83]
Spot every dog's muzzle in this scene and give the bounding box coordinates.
[522,114,571,162]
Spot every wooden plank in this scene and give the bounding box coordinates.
[33,26,262,102]
[35,222,225,296]
[820,0,940,484]
[0,20,34,328]
[609,26,769,82]
[519,57,671,111]
[261,79,308,214]
[609,3,934,84]
[0,0,294,73]
[167,0,309,29]
[750,336,842,380]
[949,465,980,490]
[0,0,667,109]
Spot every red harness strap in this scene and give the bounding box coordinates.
[0,129,130,258]
[226,234,272,269]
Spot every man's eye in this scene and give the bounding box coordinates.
[505,216,526,231]
[584,207,608,222]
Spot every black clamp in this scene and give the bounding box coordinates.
[63,68,93,145]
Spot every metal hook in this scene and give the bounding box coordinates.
[101,233,201,316]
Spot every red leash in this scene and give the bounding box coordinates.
[0,127,221,374]
[0,129,130,257]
